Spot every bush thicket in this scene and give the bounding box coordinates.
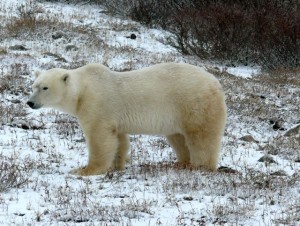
[40,0,300,70]
[98,0,299,70]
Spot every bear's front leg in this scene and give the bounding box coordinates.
[70,123,119,176]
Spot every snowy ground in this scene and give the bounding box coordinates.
[0,1,299,225]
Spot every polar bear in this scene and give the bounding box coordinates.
[27,63,226,176]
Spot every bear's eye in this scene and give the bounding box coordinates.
[42,87,48,91]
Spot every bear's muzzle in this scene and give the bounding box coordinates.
[27,101,40,109]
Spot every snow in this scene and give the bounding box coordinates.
[229,66,261,78]
[0,1,299,226]
[217,65,261,78]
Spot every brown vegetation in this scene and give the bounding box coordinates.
[97,0,300,70]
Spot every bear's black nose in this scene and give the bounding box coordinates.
[27,101,34,108]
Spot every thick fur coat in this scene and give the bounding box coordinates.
[27,63,227,175]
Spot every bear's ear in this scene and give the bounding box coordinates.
[62,73,69,84]
[34,70,41,79]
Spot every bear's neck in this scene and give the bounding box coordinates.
[56,81,81,117]
[55,96,79,117]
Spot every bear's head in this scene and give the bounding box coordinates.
[27,68,70,110]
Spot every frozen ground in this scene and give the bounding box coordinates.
[0,0,299,225]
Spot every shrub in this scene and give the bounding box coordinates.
[99,0,300,70]
[0,154,32,192]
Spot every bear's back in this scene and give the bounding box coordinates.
[111,63,223,135]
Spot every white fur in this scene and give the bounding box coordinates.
[28,63,227,175]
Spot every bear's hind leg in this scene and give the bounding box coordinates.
[185,131,221,171]
[113,134,129,170]
[167,134,190,164]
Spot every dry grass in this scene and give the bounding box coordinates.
[0,64,29,93]
[0,153,33,192]
[0,66,299,224]
[0,1,299,225]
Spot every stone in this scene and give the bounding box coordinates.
[284,124,300,137]
[239,135,258,143]
[9,45,28,51]
[258,155,276,164]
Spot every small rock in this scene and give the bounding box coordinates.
[270,170,287,176]
[21,124,30,130]
[260,95,266,99]
[258,155,276,164]
[75,138,85,143]
[10,99,21,104]
[119,195,127,198]
[11,119,30,129]
[218,166,239,174]
[14,213,25,216]
[239,135,258,143]
[43,52,61,58]
[55,57,67,62]
[273,123,284,131]
[43,52,67,62]
[284,124,300,137]
[270,118,285,131]
[269,118,276,124]
[183,196,193,201]
[9,45,28,51]
[99,10,110,14]
[37,148,44,153]
[65,45,78,51]
[52,31,65,40]
[126,33,137,39]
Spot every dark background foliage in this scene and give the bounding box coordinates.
[42,0,300,70]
